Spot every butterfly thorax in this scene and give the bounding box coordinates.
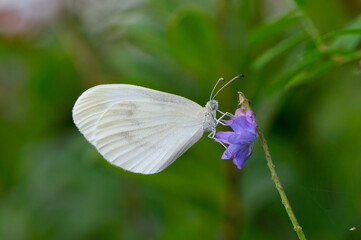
[203,100,218,132]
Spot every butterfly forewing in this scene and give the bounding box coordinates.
[73,84,206,174]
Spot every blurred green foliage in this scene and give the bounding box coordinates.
[0,0,360,239]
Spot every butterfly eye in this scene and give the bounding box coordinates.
[210,100,218,111]
[205,100,218,112]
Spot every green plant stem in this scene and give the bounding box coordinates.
[240,92,307,240]
[299,11,324,48]
[255,125,306,240]
[292,1,325,50]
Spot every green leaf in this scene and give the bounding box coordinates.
[285,60,336,88]
[267,46,360,94]
[252,33,307,70]
[248,11,300,47]
[323,28,361,40]
[329,13,361,50]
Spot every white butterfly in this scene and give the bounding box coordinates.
[72,76,242,174]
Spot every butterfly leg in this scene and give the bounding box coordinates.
[216,110,234,126]
[208,130,232,155]
[217,110,233,117]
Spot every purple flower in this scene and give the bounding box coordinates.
[215,110,258,169]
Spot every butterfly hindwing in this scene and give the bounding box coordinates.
[73,84,205,174]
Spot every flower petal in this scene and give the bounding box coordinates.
[221,143,243,159]
[221,150,230,159]
[215,131,234,144]
[246,110,256,125]
[235,107,246,117]
[224,119,234,126]
[233,142,255,169]
[231,116,256,133]
[228,131,258,144]
[227,117,243,132]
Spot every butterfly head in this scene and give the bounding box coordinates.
[206,100,218,112]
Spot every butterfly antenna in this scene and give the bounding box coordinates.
[212,74,245,100]
[210,77,225,101]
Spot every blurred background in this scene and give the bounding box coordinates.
[0,0,360,239]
